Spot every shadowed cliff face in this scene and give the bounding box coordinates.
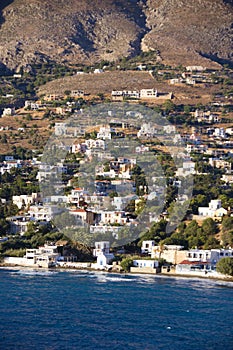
[0,0,14,26]
[0,0,232,71]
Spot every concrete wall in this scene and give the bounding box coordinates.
[4,257,35,266]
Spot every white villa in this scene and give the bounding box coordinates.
[198,199,228,218]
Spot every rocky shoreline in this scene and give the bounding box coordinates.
[1,262,233,283]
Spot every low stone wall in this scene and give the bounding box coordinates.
[130,267,158,274]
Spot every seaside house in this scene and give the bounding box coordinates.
[4,244,60,268]
[130,259,159,274]
[162,247,233,277]
[92,241,115,269]
[25,244,60,268]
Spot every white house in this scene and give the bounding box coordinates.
[163,125,176,134]
[198,199,228,218]
[221,174,233,184]
[141,240,155,254]
[2,107,15,117]
[94,69,103,74]
[140,88,158,99]
[176,248,233,277]
[6,244,61,268]
[137,123,157,138]
[28,204,63,221]
[132,259,159,268]
[186,66,206,72]
[12,193,41,209]
[209,158,232,171]
[226,127,233,136]
[97,126,112,140]
[213,128,226,139]
[175,160,195,177]
[100,211,128,225]
[93,241,110,257]
[69,209,87,223]
[96,252,115,269]
[54,122,67,136]
[130,259,159,273]
[123,90,140,99]
[135,145,149,153]
[71,143,87,154]
[68,188,89,205]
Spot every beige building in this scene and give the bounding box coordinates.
[151,245,187,265]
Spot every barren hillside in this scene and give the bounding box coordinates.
[0,0,232,71]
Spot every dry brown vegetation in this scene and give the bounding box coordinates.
[39,70,223,105]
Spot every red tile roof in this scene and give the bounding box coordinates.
[179,260,208,265]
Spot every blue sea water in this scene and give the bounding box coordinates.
[0,268,233,350]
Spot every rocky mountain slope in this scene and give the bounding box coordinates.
[0,0,232,71]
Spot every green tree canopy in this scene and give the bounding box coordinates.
[216,257,233,276]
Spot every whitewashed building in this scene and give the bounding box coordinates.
[198,199,228,218]
[92,241,115,269]
[141,240,155,254]
[13,193,41,209]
